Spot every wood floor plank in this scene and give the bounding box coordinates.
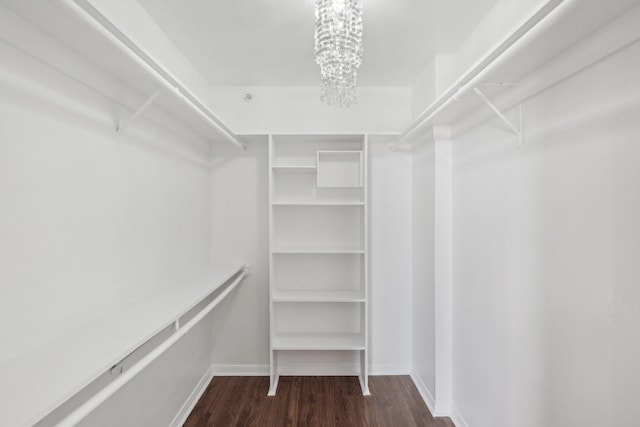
[183,376,455,427]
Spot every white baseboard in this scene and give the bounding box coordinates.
[211,364,270,376]
[450,407,470,427]
[170,366,214,427]
[370,363,411,375]
[410,371,436,415]
[212,363,411,377]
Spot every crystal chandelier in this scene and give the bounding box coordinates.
[314,0,363,108]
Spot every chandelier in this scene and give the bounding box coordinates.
[314,0,363,108]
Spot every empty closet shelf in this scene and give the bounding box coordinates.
[272,333,365,350]
[0,264,245,427]
[271,165,317,172]
[272,290,365,302]
[272,248,365,254]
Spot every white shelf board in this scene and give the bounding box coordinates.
[272,333,365,351]
[271,165,317,172]
[272,201,365,206]
[273,290,365,303]
[0,264,244,427]
[272,248,365,254]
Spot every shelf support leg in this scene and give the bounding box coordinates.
[116,89,162,134]
[474,87,522,145]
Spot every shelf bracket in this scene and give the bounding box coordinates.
[474,87,522,145]
[116,89,162,134]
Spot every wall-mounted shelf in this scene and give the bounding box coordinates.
[0,264,246,427]
[392,0,640,147]
[0,0,245,153]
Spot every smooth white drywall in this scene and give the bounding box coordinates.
[369,141,413,374]
[0,7,213,425]
[451,35,640,427]
[411,60,436,120]
[0,42,211,362]
[411,140,437,404]
[209,142,271,372]
[434,0,542,97]
[209,140,413,374]
[206,86,412,135]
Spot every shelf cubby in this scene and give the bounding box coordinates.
[272,172,363,204]
[272,252,364,294]
[317,151,363,188]
[272,205,364,251]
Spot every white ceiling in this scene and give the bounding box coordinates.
[137,0,499,87]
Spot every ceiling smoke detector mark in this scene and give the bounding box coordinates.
[244,93,253,103]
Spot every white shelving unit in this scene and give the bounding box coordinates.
[268,134,369,396]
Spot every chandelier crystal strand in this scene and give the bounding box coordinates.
[314,0,363,108]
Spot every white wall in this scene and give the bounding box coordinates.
[0,6,214,425]
[370,141,413,374]
[209,142,271,373]
[411,61,436,119]
[207,86,412,135]
[410,140,437,402]
[450,34,640,427]
[433,0,542,97]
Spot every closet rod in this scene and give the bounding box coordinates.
[59,0,246,151]
[390,0,573,149]
[54,268,248,427]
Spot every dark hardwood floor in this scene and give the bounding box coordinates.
[184,376,455,427]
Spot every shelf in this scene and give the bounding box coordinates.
[272,165,317,172]
[272,248,365,254]
[273,290,365,303]
[393,0,640,146]
[272,201,365,206]
[272,333,365,351]
[0,264,245,427]
[0,1,244,151]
